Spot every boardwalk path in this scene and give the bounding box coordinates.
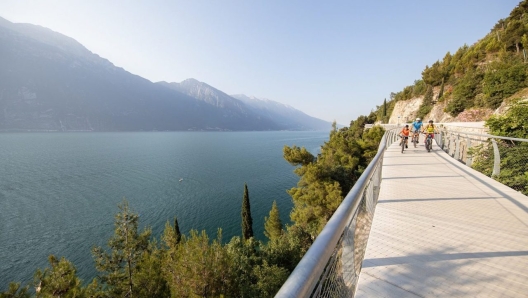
[356,139,528,297]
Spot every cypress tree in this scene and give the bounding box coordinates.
[438,77,445,100]
[264,201,282,241]
[173,217,181,245]
[241,183,253,240]
[383,98,387,117]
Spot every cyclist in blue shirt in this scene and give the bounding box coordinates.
[411,118,423,145]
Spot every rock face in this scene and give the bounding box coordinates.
[388,97,423,124]
[388,85,528,126]
[428,101,454,123]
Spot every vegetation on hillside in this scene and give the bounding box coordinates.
[375,0,528,122]
[2,116,383,297]
[471,99,528,194]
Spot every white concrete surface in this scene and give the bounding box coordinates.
[355,138,528,297]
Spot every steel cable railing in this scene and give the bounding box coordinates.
[275,128,399,298]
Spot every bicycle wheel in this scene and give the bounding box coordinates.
[401,138,405,153]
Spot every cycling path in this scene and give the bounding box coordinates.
[355,138,528,297]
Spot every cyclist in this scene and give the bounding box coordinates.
[422,120,438,146]
[411,118,423,145]
[399,124,411,148]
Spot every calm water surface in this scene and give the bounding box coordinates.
[0,131,328,288]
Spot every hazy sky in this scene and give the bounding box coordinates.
[0,0,521,124]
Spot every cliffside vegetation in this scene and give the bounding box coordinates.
[471,99,528,194]
[2,117,383,298]
[375,0,528,122]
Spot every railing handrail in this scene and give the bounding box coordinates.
[275,129,390,297]
[442,129,528,143]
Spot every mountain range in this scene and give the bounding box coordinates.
[0,16,331,132]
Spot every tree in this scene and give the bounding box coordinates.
[382,98,387,117]
[472,99,528,194]
[283,121,384,238]
[483,54,528,108]
[416,85,434,119]
[283,146,315,166]
[0,283,30,298]
[173,217,181,245]
[92,199,151,298]
[225,236,261,297]
[34,255,84,298]
[163,229,235,297]
[422,61,444,86]
[437,77,445,100]
[264,201,283,242]
[252,261,290,297]
[132,241,170,298]
[241,183,254,241]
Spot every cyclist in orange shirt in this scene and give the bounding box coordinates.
[399,124,411,148]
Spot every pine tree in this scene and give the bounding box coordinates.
[264,201,282,242]
[34,255,84,297]
[0,282,30,298]
[92,199,151,298]
[241,183,254,241]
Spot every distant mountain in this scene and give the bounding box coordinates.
[158,79,331,131]
[0,16,329,131]
[231,94,332,131]
[156,79,279,129]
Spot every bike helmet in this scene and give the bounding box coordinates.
[405,124,409,127]
[428,120,433,123]
[416,118,421,121]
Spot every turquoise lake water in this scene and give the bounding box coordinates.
[0,131,328,288]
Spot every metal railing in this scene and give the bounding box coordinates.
[275,128,399,298]
[437,129,528,194]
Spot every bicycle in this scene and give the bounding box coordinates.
[411,131,419,148]
[400,135,409,153]
[424,133,434,152]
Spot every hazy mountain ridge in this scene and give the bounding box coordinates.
[0,17,216,131]
[0,16,329,131]
[158,79,332,130]
[231,94,332,130]
[158,79,241,109]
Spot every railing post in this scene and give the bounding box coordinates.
[466,135,473,167]
[447,132,452,154]
[454,134,460,160]
[491,138,501,176]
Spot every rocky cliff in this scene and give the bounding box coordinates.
[387,86,506,125]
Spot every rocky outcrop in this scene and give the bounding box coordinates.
[388,86,497,124]
[388,97,423,124]
[427,101,453,122]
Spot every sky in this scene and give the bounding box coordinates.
[0,0,522,125]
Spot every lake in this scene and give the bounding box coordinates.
[0,131,328,288]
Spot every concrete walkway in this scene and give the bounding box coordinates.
[355,139,528,297]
